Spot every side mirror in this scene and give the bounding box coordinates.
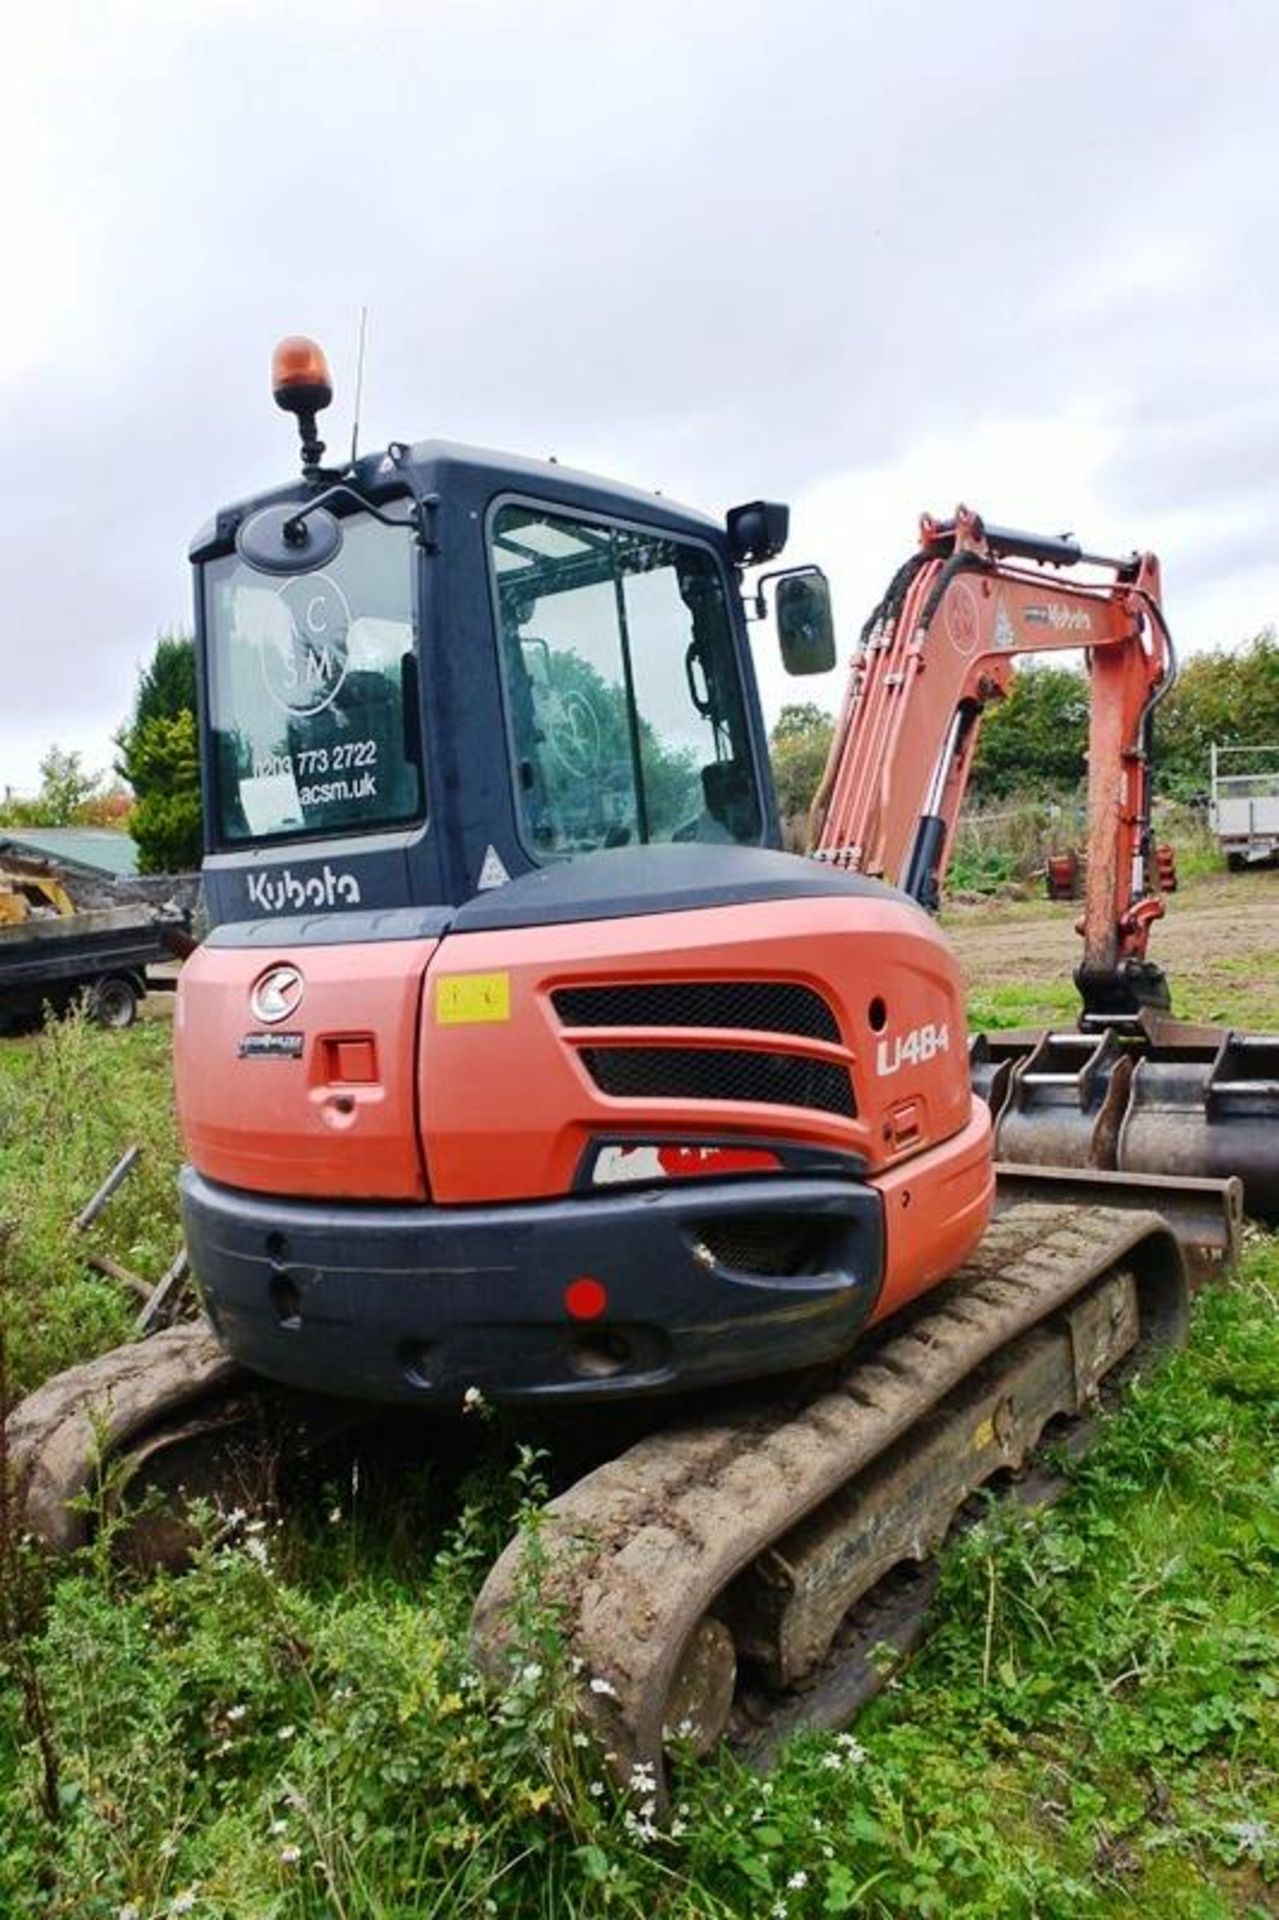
[776,569,836,674]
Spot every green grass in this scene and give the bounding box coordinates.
[967,980,1082,1032]
[2,1006,1278,1917]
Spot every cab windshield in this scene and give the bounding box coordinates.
[490,503,762,856]
[204,509,422,845]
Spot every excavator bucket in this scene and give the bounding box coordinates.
[972,1012,1279,1226]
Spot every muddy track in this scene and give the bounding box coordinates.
[471,1203,1187,1795]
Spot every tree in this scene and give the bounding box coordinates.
[119,711,203,873]
[0,746,106,828]
[969,664,1089,800]
[769,703,834,827]
[116,633,204,872]
[127,630,199,734]
[1153,630,1279,796]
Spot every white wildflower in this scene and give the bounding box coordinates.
[243,1535,270,1570]
[328,1506,342,1525]
[571,1731,590,1749]
[225,1704,246,1723]
[834,1732,867,1763]
[223,1507,247,1528]
[170,1891,198,1916]
[463,1385,486,1414]
[1225,1818,1272,1849]
[270,1820,288,1837]
[589,1780,605,1798]
[519,1662,543,1685]
[787,1870,808,1890]
[589,1676,618,1699]
[623,1804,658,1845]
[118,1906,141,1920]
[279,1844,302,1865]
[278,1725,296,1742]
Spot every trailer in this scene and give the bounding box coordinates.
[1209,742,1279,869]
[0,902,187,1032]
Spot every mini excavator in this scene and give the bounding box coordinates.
[7,340,1251,1791]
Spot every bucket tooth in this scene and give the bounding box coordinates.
[967,1029,1038,1122]
[993,1029,1131,1171]
[1118,1033,1279,1225]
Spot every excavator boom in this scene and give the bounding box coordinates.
[810,505,1173,1020]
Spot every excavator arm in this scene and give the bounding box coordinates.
[810,505,1174,1023]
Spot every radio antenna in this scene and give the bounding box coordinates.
[349,305,369,466]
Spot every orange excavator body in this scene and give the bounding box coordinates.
[178,857,994,1401]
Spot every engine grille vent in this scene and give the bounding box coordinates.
[579,1046,856,1118]
[553,980,840,1042]
[696,1213,832,1277]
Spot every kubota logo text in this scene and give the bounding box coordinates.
[246,864,362,913]
[1023,602,1093,634]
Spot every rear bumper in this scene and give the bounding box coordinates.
[181,1167,884,1405]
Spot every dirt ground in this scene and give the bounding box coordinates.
[945,865,1279,1028]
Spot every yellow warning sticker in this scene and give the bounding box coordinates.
[435,972,512,1026]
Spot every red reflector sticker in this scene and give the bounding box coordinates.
[565,1276,608,1321]
[592,1143,782,1185]
[658,1144,782,1178]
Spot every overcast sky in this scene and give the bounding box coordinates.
[2,0,1277,793]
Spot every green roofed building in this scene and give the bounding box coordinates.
[0,827,139,883]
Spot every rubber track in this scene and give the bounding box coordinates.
[471,1203,1184,1782]
[4,1322,242,1550]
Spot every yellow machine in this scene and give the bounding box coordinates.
[0,867,75,926]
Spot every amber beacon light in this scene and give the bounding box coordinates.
[272,336,333,412]
[271,336,333,477]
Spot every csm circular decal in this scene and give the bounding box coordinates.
[945,579,981,657]
[250,963,305,1025]
[546,688,603,777]
[260,573,352,717]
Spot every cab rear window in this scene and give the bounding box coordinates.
[204,512,423,844]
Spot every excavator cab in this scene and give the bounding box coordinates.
[175,339,991,1408]
[193,406,832,925]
